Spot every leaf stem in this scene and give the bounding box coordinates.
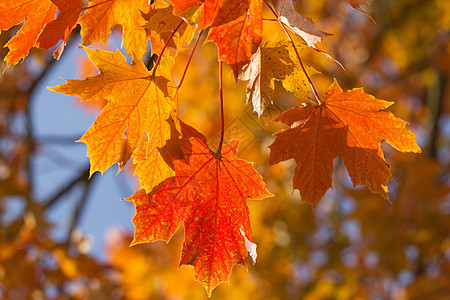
[176,31,203,109]
[262,0,277,18]
[216,61,225,156]
[263,0,321,105]
[151,20,184,77]
[280,23,321,105]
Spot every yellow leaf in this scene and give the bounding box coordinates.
[78,0,150,59]
[50,47,176,192]
[240,40,318,116]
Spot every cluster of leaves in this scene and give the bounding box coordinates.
[0,0,424,295]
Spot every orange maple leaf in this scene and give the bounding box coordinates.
[78,0,150,59]
[206,0,263,79]
[128,119,272,296]
[0,0,57,68]
[0,0,83,67]
[49,47,176,192]
[269,80,421,207]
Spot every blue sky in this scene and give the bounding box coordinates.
[31,37,138,260]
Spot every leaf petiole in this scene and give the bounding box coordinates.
[263,0,321,105]
[151,20,184,78]
[262,18,278,21]
[176,31,203,109]
[215,61,225,157]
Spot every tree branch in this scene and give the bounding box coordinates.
[43,166,91,210]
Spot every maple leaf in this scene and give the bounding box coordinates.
[143,3,196,55]
[36,0,83,52]
[275,0,330,49]
[78,0,150,59]
[49,47,176,192]
[240,39,318,116]
[206,0,263,79]
[269,79,421,207]
[128,119,272,296]
[168,0,221,30]
[0,0,57,68]
[144,3,185,34]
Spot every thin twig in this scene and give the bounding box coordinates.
[66,173,96,242]
[43,167,90,210]
[37,134,84,144]
[427,71,447,158]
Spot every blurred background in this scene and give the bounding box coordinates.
[0,0,449,299]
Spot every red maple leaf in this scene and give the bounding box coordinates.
[168,0,263,78]
[269,80,421,207]
[127,118,272,295]
[36,0,82,51]
[206,0,263,78]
